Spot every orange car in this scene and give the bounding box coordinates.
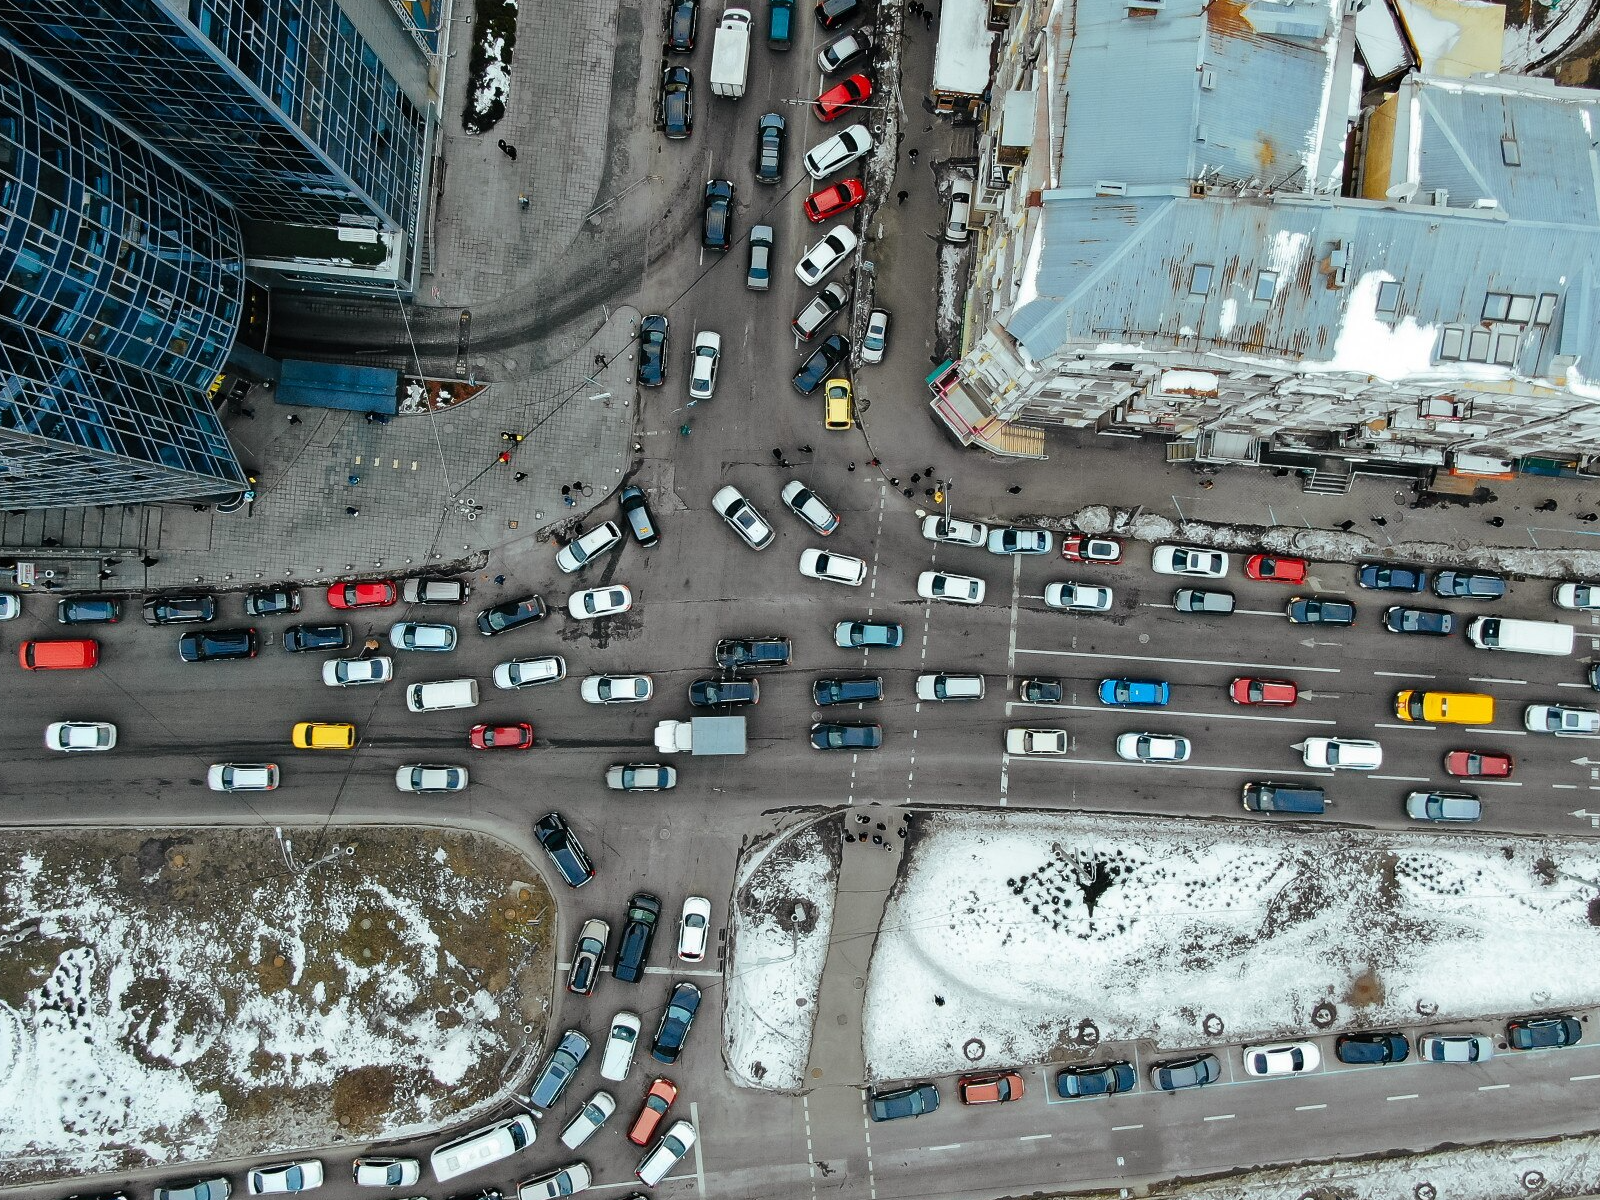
[629,1077,679,1145]
[957,1071,1025,1104]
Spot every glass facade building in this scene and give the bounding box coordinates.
[0,40,247,508]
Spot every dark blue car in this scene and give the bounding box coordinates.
[637,314,669,386]
[793,334,848,395]
[1433,570,1507,599]
[529,1029,590,1111]
[1334,1031,1409,1064]
[1357,563,1428,592]
[810,722,883,750]
[669,0,698,49]
[869,1082,939,1121]
[768,0,793,46]
[651,981,702,1063]
[1056,1060,1136,1098]
[813,676,883,705]
[1383,606,1455,636]
[534,812,595,888]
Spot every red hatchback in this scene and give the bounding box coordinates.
[326,580,397,609]
[629,1077,679,1146]
[469,723,534,750]
[1444,749,1513,778]
[1229,677,1298,706]
[1244,554,1307,584]
[803,178,865,223]
[813,73,871,121]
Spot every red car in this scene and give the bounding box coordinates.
[1229,677,1298,706]
[469,723,534,750]
[326,580,397,609]
[1244,554,1307,584]
[629,1077,679,1145]
[802,178,865,223]
[1444,749,1513,778]
[958,1071,1025,1104]
[813,73,871,121]
[1061,534,1122,563]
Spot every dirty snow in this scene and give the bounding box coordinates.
[1503,0,1590,70]
[931,0,994,95]
[863,810,1600,1081]
[470,35,511,118]
[724,820,840,1092]
[935,245,965,349]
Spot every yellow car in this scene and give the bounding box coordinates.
[292,721,356,750]
[823,377,854,430]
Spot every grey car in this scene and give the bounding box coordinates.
[1405,790,1481,822]
[1175,588,1235,614]
[154,1180,230,1200]
[756,112,785,182]
[1150,1053,1221,1091]
[869,1082,939,1121]
[1433,570,1507,599]
[529,1029,591,1111]
[619,484,660,546]
[747,224,774,291]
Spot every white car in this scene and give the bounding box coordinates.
[559,1091,616,1150]
[568,585,633,620]
[351,1157,421,1187]
[712,485,775,550]
[45,721,116,752]
[688,331,721,400]
[389,621,457,651]
[1152,544,1229,577]
[1005,728,1068,755]
[248,1160,324,1194]
[917,570,985,604]
[921,515,988,546]
[800,547,866,586]
[1115,732,1191,762]
[803,123,872,178]
[1419,1033,1495,1063]
[1044,581,1113,612]
[600,1011,643,1082]
[605,763,678,791]
[1554,582,1600,610]
[781,480,841,535]
[394,764,469,793]
[860,308,890,364]
[322,656,393,686]
[494,655,567,689]
[678,895,712,961]
[637,1120,697,1187]
[1242,1042,1322,1077]
[987,527,1053,555]
[581,674,654,704]
[796,225,859,286]
[1297,736,1382,770]
[1524,703,1600,735]
[207,763,280,792]
[0,593,19,619]
[521,1164,593,1200]
[556,521,623,573]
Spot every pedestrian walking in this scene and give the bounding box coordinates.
[497,451,511,464]
[908,148,919,163]
[595,352,607,368]
[345,506,359,516]
[922,7,932,26]
[903,487,914,497]
[347,474,360,485]
[1581,512,1600,523]
[573,480,585,490]
[241,406,256,418]
[1336,520,1355,532]
[1007,485,1022,494]
[1371,515,1388,526]
[781,458,792,468]
[496,139,518,160]
[925,466,935,476]
[286,413,302,425]
[897,190,908,204]
[867,457,880,467]
[772,447,784,460]
[98,570,113,580]
[513,472,528,482]
[518,193,529,211]
[889,477,900,486]
[561,485,571,495]
[365,411,380,423]
[500,430,515,441]
[1486,516,1506,527]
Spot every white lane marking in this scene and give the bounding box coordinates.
[1019,1133,1052,1141]
[1295,1103,1327,1111]
[1569,1073,1600,1081]
[1031,700,1335,727]
[1374,670,1436,679]
[1387,1093,1418,1101]
[1471,778,1523,787]
[1015,646,1341,673]
[1375,722,1434,731]
[1111,1124,1144,1132]
[1372,774,1432,782]
[1478,1083,1511,1091]
[1203,1113,1236,1122]
[925,1143,961,1151]
[1554,783,1580,790]
[690,1099,706,1198]
[1066,756,1335,778]
[1471,677,1528,686]
[1141,603,1287,618]
[1558,681,1593,689]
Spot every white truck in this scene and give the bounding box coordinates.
[709,9,752,98]
[654,716,747,755]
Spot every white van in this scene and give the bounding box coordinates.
[1465,616,1574,657]
[942,186,972,243]
[430,1112,536,1182]
[915,673,985,701]
[406,677,480,712]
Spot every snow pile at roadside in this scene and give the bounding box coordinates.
[863,810,1600,1080]
[724,820,841,1092]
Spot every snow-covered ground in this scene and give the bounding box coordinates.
[724,819,841,1092]
[1503,0,1594,71]
[863,810,1600,1081]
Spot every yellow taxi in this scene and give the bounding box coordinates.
[292,721,356,750]
[823,377,854,430]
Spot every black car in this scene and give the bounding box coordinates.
[813,676,883,706]
[1334,1031,1409,1064]
[56,596,121,624]
[715,636,792,668]
[869,1082,938,1121]
[1150,1053,1221,1091]
[1286,596,1356,625]
[1507,1015,1582,1049]
[702,179,735,251]
[793,333,849,395]
[810,722,883,750]
[637,314,669,388]
[1383,606,1455,635]
[689,678,760,706]
[476,594,547,636]
[614,892,662,983]
[282,622,352,653]
[620,484,660,547]
[534,812,595,888]
[142,593,217,625]
[651,981,702,1063]
[662,66,693,139]
[178,627,259,663]
[244,586,301,616]
[1433,570,1507,600]
[756,112,785,183]
[1356,564,1428,592]
[668,0,698,50]
[1055,1061,1136,1098]
[1019,677,1064,703]
[815,0,860,28]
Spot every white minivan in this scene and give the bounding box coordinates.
[915,673,985,701]
[406,677,480,712]
[430,1112,537,1182]
[943,185,972,243]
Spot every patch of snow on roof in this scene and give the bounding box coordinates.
[1267,229,1310,276]
[1160,368,1220,395]
[1217,296,1238,338]
[1395,0,1465,67]
[1323,270,1440,381]
[1013,219,1046,310]
[1300,0,1345,183]
[931,0,994,96]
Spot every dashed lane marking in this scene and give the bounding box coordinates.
[1203,1113,1236,1122]
[1295,1103,1327,1111]
[1387,1093,1419,1101]
[1015,646,1341,673]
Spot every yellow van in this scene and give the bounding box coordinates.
[1393,690,1495,725]
[292,721,357,749]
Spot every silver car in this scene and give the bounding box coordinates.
[1419,1033,1494,1063]
[322,655,394,686]
[389,622,457,652]
[747,224,774,291]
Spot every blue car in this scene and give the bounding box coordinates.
[1357,563,1428,592]
[529,1029,590,1111]
[1098,678,1170,707]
